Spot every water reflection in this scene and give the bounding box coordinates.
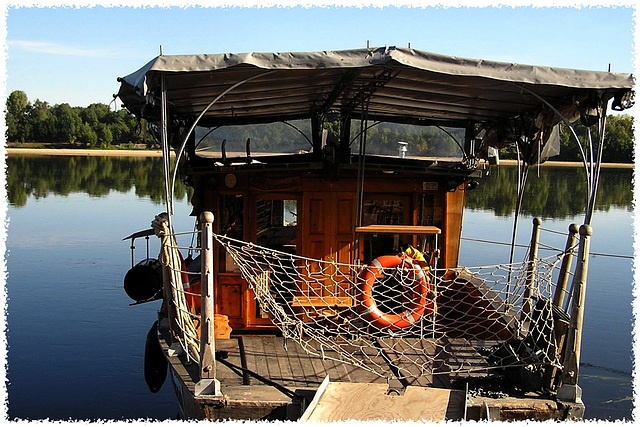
[465,165,633,218]
[6,155,191,207]
[6,155,633,219]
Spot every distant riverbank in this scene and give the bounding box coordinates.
[5,147,634,169]
[6,147,166,157]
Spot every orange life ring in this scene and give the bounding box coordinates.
[178,252,201,316]
[356,254,434,331]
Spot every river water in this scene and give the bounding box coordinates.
[4,154,634,421]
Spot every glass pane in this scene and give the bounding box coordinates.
[194,120,312,158]
[350,120,465,160]
[361,200,404,261]
[257,199,297,254]
[219,194,244,273]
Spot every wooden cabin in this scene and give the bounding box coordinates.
[186,152,478,331]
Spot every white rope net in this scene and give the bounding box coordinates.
[155,208,575,386]
[208,233,572,383]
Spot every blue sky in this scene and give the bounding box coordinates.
[4,3,636,108]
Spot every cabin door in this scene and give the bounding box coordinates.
[301,192,355,298]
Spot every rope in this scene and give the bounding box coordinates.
[152,213,201,363]
[461,236,630,260]
[212,232,565,380]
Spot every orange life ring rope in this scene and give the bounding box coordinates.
[356,254,435,331]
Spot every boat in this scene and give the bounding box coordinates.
[117,46,634,421]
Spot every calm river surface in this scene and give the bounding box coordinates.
[5,154,635,421]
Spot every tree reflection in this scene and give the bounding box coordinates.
[6,155,632,219]
[465,166,633,219]
[6,155,191,207]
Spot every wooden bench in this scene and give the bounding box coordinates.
[291,295,353,321]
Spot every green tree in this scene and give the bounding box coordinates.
[29,99,55,142]
[77,122,98,146]
[96,122,114,147]
[602,115,634,163]
[5,90,32,142]
[51,103,81,143]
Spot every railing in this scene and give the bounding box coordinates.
[156,211,592,402]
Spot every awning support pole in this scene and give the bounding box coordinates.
[160,74,173,218]
[521,217,542,321]
[169,71,276,212]
[554,223,580,310]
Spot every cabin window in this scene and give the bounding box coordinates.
[255,198,298,319]
[257,198,298,254]
[193,120,313,159]
[218,194,244,273]
[361,199,406,261]
[348,120,465,160]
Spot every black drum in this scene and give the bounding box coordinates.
[123,258,163,303]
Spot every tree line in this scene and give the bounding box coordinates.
[5,90,153,148]
[5,89,634,163]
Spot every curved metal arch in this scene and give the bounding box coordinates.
[163,71,277,215]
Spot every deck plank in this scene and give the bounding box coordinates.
[301,382,465,421]
[238,337,257,385]
[271,337,300,387]
[376,337,435,387]
[241,336,268,380]
[283,339,315,388]
[299,342,333,386]
[214,339,244,385]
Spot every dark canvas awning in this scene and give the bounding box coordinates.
[117,46,633,124]
[116,46,634,157]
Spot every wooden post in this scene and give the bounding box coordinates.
[544,224,579,391]
[195,211,220,396]
[553,223,579,309]
[558,224,592,402]
[200,211,216,379]
[522,217,542,320]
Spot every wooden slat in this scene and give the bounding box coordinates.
[238,337,255,385]
[214,338,245,385]
[376,337,436,387]
[283,340,314,388]
[241,336,270,380]
[262,336,284,383]
[300,343,334,386]
[271,337,300,388]
[224,336,486,395]
[291,295,353,307]
[319,351,353,382]
[355,225,441,235]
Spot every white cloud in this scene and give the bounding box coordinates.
[8,40,109,57]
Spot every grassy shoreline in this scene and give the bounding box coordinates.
[5,147,634,168]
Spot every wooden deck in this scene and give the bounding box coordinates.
[161,328,489,420]
[212,335,489,389]
[159,327,576,421]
